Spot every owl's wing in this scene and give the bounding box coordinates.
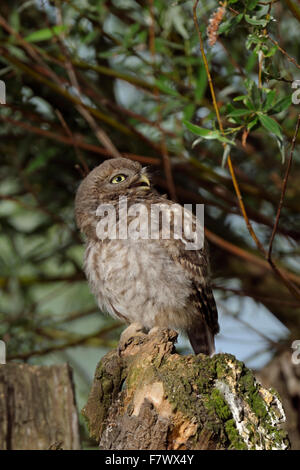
[147,195,219,354]
[165,237,219,355]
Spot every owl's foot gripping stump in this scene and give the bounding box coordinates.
[82,328,289,450]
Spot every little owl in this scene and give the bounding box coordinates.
[75,157,219,355]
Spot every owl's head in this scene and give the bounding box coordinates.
[75,158,151,236]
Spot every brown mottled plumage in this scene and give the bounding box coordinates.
[75,158,219,355]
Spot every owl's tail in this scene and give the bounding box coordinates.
[187,323,215,356]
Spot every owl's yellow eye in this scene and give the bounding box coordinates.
[110,174,127,184]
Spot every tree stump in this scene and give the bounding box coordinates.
[83,327,289,450]
[256,350,300,450]
[0,363,80,450]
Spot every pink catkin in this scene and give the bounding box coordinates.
[207,6,226,47]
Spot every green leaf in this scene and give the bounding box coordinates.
[245,51,258,73]
[261,45,277,58]
[247,117,258,130]
[246,33,261,50]
[233,95,248,102]
[172,6,189,39]
[217,20,232,35]
[25,153,52,174]
[155,78,179,97]
[226,103,236,114]
[263,90,276,111]
[183,121,220,139]
[270,95,292,114]
[183,121,236,145]
[10,10,20,32]
[98,48,121,58]
[244,98,255,110]
[183,104,195,121]
[217,135,236,145]
[227,108,253,117]
[218,14,243,34]
[195,65,207,101]
[258,114,282,138]
[250,81,262,110]
[232,13,244,25]
[83,30,99,45]
[244,14,268,27]
[25,25,67,43]
[6,44,27,61]
[247,0,259,10]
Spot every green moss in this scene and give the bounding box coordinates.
[82,352,123,439]
[154,353,278,450]
[239,371,268,420]
[240,370,256,395]
[214,353,243,380]
[270,428,289,448]
[225,419,248,450]
[126,364,144,389]
[207,389,232,421]
[251,391,268,419]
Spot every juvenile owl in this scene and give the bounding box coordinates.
[75,157,219,355]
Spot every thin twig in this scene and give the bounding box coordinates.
[284,0,300,23]
[205,228,300,287]
[0,114,160,165]
[8,326,118,360]
[268,114,300,260]
[266,33,300,70]
[214,285,300,307]
[220,302,280,348]
[55,109,89,176]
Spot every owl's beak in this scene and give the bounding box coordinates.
[132,174,151,189]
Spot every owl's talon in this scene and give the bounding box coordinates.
[118,322,145,355]
[148,326,160,336]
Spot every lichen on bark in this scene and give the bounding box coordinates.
[82,327,290,450]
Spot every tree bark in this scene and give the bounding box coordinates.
[82,326,289,450]
[256,350,300,450]
[0,363,80,450]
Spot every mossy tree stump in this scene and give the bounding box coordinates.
[82,327,289,450]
